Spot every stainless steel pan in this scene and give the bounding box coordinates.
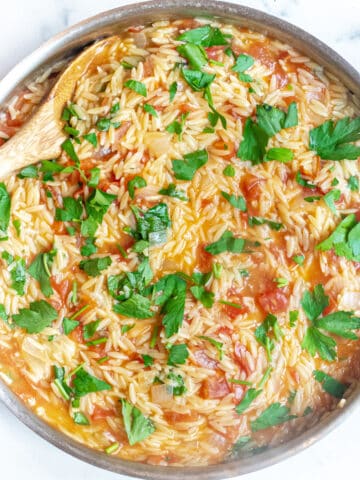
[0,1,359,478]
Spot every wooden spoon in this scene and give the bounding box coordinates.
[0,36,119,178]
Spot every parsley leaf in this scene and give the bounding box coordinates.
[81,189,116,237]
[28,250,56,297]
[63,317,79,335]
[348,175,359,191]
[198,335,223,359]
[88,167,100,188]
[172,149,208,181]
[313,370,348,398]
[113,293,153,319]
[257,103,298,137]
[158,183,188,201]
[108,258,153,301]
[124,80,147,97]
[177,43,208,70]
[72,367,112,397]
[131,203,171,245]
[236,388,262,415]
[316,214,360,262]
[238,103,298,165]
[121,399,155,445]
[17,165,38,179]
[205,230,246,255]
[55,197,83,222]
[190,285,214,308]
[289,310,299,327]
[169,82,178,102]
[167,343,189,366]
[153,274,187,338]
[232,54,254,81]
[223,165,235,177]
[143,104,158,117]
[166,372,187,396]
[248,216,283,231]
[12,300,57,333]
[323,189,341,214]
[181,68,215,93]
[315,311,360,340]
[221,191,247,211]
[73,412,90,425]
[301,284,329,322]
[2,253,26,295]
[295,171,316,189]
[61,138,79,163]
[251,403,296,432]
[208,105,227,129]
[79,256,112,277]
[264,147,294,163]
[83,132,98,147]
[128,176,147,199]
[141,354,154,366]
[177,25,229,47]
[302,326,337,361]
[80,237,97,257]
[237,118,268,165]
[0,183,10,240]
[309,116,360,160]
[255,314,283,361]
[83,319,100,340]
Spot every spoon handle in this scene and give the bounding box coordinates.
[0,99,64,178]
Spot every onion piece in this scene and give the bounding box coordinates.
[144,132,172,157]
[130,31,147,48]
[151,384,173,404]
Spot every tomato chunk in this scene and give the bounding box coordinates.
[257,289,289,313]
[200,375,230,399]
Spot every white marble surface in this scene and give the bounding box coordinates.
[0,0,360,479]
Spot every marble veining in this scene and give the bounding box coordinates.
[0,1,359,479]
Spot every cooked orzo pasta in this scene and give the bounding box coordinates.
[0,18,359,467]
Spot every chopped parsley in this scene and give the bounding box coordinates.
[73,367,112,397]
[73,412,90,425]
[63,317,79,335]
[289,310,299,327]
[79,256,112,277]
[199,335,223,360]
[251,402,296,432]
[28,250,56,297]
[293,255,305,265]
[131,202,171,245]
[221,191,246,211]
[83,132,98,147]
[153,274,187,338]
[348,175,359,191]
[255,314,283,361]
[141,354,154,366]
[17,165,38,179]
[232,54,254,82]
[177,25,229,47]
[124,79,147,97]
[143,104,158,117]
[309,116,360,160]
[248,216,283,231]
[12,300,57,334]
[55,197,83,222]
[316,214,360,262]
[223,165,235,177]
[177,43,208,70]
[238,103,298,165]
[2,252,26,295]
[121,399,155,445]
[172,149,208,181]
[0,183,10,240]
[295,171,316,189]
[158,183,188,201]
[205,230,248,255]
[301,284,360,361]
[313,370,348,398]
[128,176,147,199]
[264,147,294,163]
[80,237,97,257]
[88,167,100,188]
[167,343,189,366]
[169,82,178,102]
[208,105,227,129]
[323,189,341,214]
